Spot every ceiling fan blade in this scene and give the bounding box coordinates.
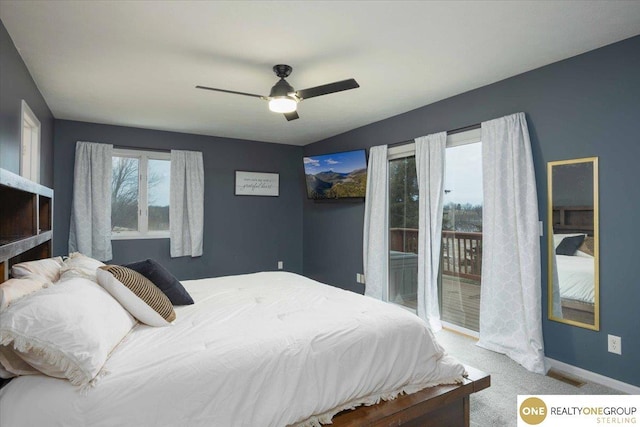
[296,78,359,100]
[195,85,267,100]
[284,111,299,121]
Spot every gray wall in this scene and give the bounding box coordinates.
[552,162,594,207]
[54,120,304,280]
[0,20,54,187]
[303,36,640,387]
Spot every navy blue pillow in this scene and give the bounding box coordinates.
[124,259,194,305]
[556,235,586,256]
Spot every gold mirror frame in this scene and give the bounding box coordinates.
[547,157,599,330]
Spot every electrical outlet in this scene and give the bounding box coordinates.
[608,334,622,355]
[356,273,365,284]
[277,261,283,270]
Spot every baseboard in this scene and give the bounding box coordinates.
[546,357,640,394]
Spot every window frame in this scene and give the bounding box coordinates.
[20,100,41,183]
[111,148,171,240]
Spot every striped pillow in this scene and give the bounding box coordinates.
[96,265,176,326]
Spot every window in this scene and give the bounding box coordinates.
[21,100,41,183]
[387,129,483,334]
[111,149,171,239]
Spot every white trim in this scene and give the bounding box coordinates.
[111,233,169,240]
[112,148,170,160]
[387,128,482,161]
[546,357,640,394]
[388,142,416,160]
[447,127,481,148]
[20,100,41,183]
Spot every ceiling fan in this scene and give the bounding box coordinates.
[196,64,359,121]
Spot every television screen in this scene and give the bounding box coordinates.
[303,149,367,200]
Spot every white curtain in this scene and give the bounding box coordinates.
[170,150,204,258]
[415,132,447,331]
[478,112,547,374]
[363,145,388,301]
[69,141,113,261]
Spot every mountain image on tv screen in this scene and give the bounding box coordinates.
[303,150,367,199]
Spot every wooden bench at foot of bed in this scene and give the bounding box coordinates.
[331,365,490,427]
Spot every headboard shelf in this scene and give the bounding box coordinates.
[0,232,53,262]
[0,168,54,282]
[552,205,594,235]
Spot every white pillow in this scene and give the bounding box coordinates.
[0,277,136,386]
[11,257,63,283]
[96,266,175,327]
[0,275,51,311]
[59,252,105,282]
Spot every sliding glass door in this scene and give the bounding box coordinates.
[387,131,483,333]
[439,141,483,332]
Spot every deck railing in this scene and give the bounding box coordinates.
[389,228,482,281]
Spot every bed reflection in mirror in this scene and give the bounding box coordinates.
[547,157,599,330]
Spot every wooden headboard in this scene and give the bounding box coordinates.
[552,205,594,236]
[0,168,54,283]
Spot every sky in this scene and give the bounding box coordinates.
[149,159,171,206]
[444,142,483,205]
[303,150,367,175]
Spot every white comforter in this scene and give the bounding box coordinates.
[557,255,595,303]
[0,271,465,427]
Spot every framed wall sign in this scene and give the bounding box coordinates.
[235,171,279,196]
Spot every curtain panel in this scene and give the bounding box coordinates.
[415,132,447,331]
[170,150,204,258]
[363,145,389,301]
[478,112,547,374]
[68,141,113,261]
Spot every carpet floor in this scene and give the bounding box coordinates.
[435,329,620,427]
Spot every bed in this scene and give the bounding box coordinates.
[556,253,594,305]
[1,172,489,426]
[0,267,490,426]
[552,202,597,325]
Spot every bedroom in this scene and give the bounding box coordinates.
[1,1,639,425]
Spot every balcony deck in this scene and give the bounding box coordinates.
[389,228,482,332]
[440,275,480,331]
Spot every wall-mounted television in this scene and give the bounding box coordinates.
[303,149,368,200]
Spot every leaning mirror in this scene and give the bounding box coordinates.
[547,157,599,330]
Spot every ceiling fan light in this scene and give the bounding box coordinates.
[269,97,297,113]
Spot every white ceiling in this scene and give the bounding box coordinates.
[1,1,639,146]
